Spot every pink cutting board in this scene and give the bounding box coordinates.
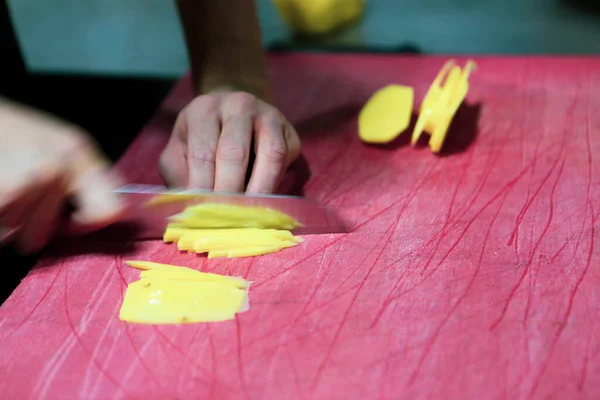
[1,54,599,400]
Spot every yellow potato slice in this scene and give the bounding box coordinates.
[166,227,296,243]
[191,233,292,253]
[169,227,293,246]
[173,228,302,257]
[412,59,476,153]
[207,240,300,259]
[170,203,303,230]
[120,201,309,324]
[163,203,304,258]
[125,260,247,286]
[359,85,414,144]
[119,261,250,324]
[163,226,190,243]
[119,279,248,324]
[143,194,200,207]
[209,245,281,259]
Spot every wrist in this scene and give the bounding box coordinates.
[189,39,272,102]
[199,74,272,102]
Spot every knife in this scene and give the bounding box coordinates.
[114,184,350,240]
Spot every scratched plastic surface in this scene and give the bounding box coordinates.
[1,54,599,400]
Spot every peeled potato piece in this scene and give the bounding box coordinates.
[119,261,250,324]
[359,84,414,144]
[125,260,247,287]
[144,194,200,207]
[163,203,304,258]
[412,59,476,153]
[119,279,248,324]
[208,240,300,259]
[169,203,303,230]
[165,227,297,244]
[170,228,302,258]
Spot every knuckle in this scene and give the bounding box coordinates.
[226,91,257,115]
[261,110,283,125]
[189,148,216,166]
[229,91,256,105]
[217,141,247,164]
[188,95,220,115]
[262,139,288,164]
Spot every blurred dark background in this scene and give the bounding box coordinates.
[4,0,600,160]
[1,0,599,303]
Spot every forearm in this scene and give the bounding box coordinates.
[175,0,271,101]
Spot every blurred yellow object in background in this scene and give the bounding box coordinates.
[273,0,365,36]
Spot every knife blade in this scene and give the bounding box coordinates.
[114,184,350,239]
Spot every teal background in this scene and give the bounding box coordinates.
[7,0,600,77]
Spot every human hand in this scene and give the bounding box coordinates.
[159,90,300,194]
[0,98,125,254]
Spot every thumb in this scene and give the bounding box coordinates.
[66,149,125,235]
